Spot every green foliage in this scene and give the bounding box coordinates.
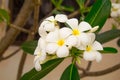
[21,40,37,55]
[0,8,10,24]
[96,29,120,44]
[51,0,74,12]
[60,63,80,80]
[100,47,118,53]
[60,5,74,12]
[84,0,111,32]
[76,0,85,10]
[21,58,64,80]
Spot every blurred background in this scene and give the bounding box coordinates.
[0,0,120,80]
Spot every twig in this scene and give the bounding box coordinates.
[76,63,86,73]
[68,10,80,18]
[16,52,27,80]
[0,48,20,62]
[16,0,40,80]
[80,63,120,78]
[85,0,91,7]
[10,24,30,34]
[86,61,92,71]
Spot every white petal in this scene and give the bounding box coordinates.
[46,43,58,54]
[34,60,41,71]
[55,14,68,22]
[59,27,72,39]
[45,16,55,21]
[89,26,99,32]
[56,46,69,57]
[95,52,102,62]
[66,18,78,29]
[92,41,103,50]
[38,38,46,49]
[34,46,40,55]
[83,51,96,61]
[111,12,118,17]
[79,21,92,32]
[46,30,59,42]
[118,9,120,14]
[65,35,77,46]
[44,22,55,31]
[38,22,47,38]
[87,33,95,44]
[78,33,90,46]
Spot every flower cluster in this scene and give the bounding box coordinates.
[111,3,120,18]
[34,14,103,71]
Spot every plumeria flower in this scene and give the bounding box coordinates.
[111,3,120,18]
[34,26,47,71]
[82,34,103,62]
[34,43,46,71]
[65,18,94,48]
[39,14,68,32]
[46,29,71,58]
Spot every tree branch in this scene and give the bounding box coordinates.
[9,24,30,34]
[0,0,34,56]
[80,63,120,78]
[0,48,20,62]
[16,0,40,79]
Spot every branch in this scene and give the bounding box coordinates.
[68,10,79,18]
[86,61,92,71]
[76,63,86,73]
[0,0,34,56]
[16,0,40,79]
[9,24,30,34]
[80,63,120,78]
[16,52,27,80]
[0,48,20,62]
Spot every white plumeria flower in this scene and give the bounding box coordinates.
[46,29,71,58]
[111,3,120,18]
[65,18,93,47]
[34,26,47,71]
[39,14,68,32]
[34,44,46,71]
[82,34,103,62]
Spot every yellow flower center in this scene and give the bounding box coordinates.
[86,45,92,52]
[57,39,65,46]
[112,8,118,11]
[50,20,59,28]
[72,29,80,36]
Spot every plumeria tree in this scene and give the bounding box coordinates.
[0,0,120,80]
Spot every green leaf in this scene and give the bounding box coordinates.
[60,5,74,12]
[96,29,120,44]
[0,9,10,24]
[51,0,63,8]
[76,0,85,10]
[21,58,64,80]
[99,47,118,53]
[21,40,37,55]
[60,64,80,80]
[84,0,111,32]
